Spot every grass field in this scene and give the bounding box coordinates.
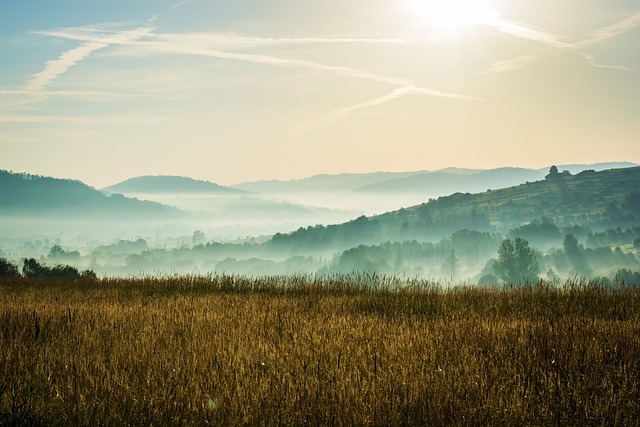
[1,275,639,426]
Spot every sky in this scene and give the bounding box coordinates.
[0,0,639,188]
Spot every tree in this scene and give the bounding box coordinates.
[563,234,591,277]
[193,230,206,246]
[22,258,49,278]
[614,269,640,286]
[21,258,95,280]
[0,258,20,277]
[634,237,640,251]
[493,237,540,285]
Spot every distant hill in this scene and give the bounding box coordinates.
[0,170,184,220]
[545,162,637,175]
[232,171,436,194]
[104,175,246,195]
[268,167,640,253]
[383,166,640,230]
[353,168,544,194]
[233,163,636,196]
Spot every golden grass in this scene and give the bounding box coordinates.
[1,275,639,426]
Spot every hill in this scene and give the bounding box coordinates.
[353,167,544,195]
[384,167,640,231]
[232,169,479,194]
[231,163,637,215]
[0,170,184,220]
[354,163,637,194]
[103,175,246,195]
[268,167,640,253]
[102,175,356,230]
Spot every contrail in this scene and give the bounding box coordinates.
[479,9,640,74]
[334,86,481,117]
[25,27,152,95]
[578,10,640,46]
[170,0,192,12]
[581,53,635,72]
[23,0,198,96]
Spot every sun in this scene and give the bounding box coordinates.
[406,0,501,34]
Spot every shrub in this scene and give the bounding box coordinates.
[0,257,20,277]
[614,268,640,285]
[21,258,96,280]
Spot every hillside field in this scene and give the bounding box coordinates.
[1,275,638,426]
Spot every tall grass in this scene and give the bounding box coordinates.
[1,275,639,426]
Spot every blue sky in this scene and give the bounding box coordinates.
[1,0,639,187]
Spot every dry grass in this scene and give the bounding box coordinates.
[1,275,639,426]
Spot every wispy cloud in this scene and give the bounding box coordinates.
[154,33,412,49]
[478,51,546,74]
[170,0,193,12]
[491,20,569,48]
[25,41,109,94]
[479,9,640,74]
[579,10,640,46]
[32,27,475,108]
[24,27,152,96]
[581,53,635,72]
[334,86,481,117]
[139,39,415,86]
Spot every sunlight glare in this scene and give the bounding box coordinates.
[406,0,501,33]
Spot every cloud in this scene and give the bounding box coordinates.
[479,51,546,74]
[25,41,109,94]
[581,53,635,72]
[170,0,193,11]
[19,21,482,136]
[481,9,640,49]
[490,19,570,48]
[334,86,481,117]
[25,27,152,95]
[139,39,414,86]
[580,10,640,46]
[479,10,640,74]
[36,27,475,98]
[154,33,412,49]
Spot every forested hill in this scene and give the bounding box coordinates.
[104,175,246,195]
[386,166,640,229]
[0,170,184,220]
[268,167,640,253]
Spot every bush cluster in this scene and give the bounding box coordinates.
[0,257,96,280]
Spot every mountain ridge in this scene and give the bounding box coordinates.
[0,170,185,220]
[232,162,637,195]
[103,175,247,195]
[267,167,640,254]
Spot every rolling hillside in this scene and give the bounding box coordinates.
[269,167,640,253]
[233,163,635,196]
[231,171,428,194]
[104,175,247,195]
[383,167,640,230]
[0,170,184,220]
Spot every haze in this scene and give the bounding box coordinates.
[1,0,639,188]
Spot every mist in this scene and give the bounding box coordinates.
[1,164,639,284]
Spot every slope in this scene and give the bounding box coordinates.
[0,170,184,220]
[268,167,640,254]
[104,175,247,195]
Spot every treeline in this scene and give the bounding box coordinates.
[0,257,96,280]
[3,218,639,283]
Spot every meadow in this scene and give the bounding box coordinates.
[1,275,639,426]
